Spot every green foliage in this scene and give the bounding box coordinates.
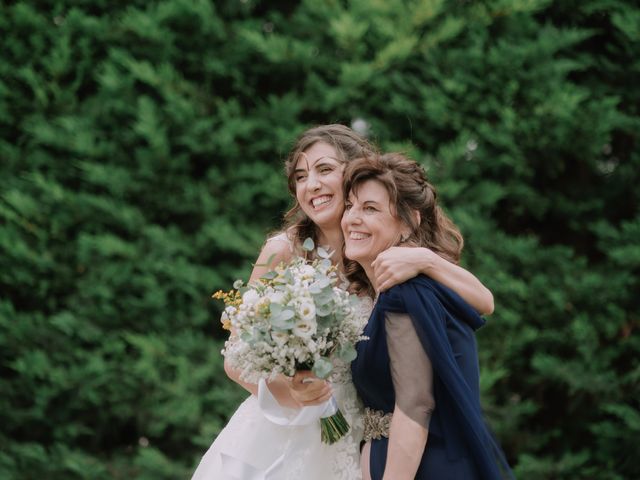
[1,0,638,478]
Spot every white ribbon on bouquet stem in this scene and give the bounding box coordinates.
[257,378,338,426]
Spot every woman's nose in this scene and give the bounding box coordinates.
[344,207,361,223]
[307,171,321,190]
[308,177,321,191]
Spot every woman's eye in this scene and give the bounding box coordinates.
[344,203,352,210]
[295,175,307,182]
[319,167,333,174]
[364,206,377,213]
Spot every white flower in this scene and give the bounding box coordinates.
[242,289,260,306]
[270,330,289,346]
[298,300,316,322]
[299,264,315,278]
[293,318,317,339]
[268,291,286,305]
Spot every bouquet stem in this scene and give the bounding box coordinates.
[320,407,350,444]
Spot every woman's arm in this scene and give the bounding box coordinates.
[372,247,494,315]
[248,234,292,283]
[383,312,434,479]
[384,408,428,480]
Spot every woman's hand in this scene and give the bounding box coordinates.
[373,246,494,314]
[373,247,433,292]
[289,371,333,407]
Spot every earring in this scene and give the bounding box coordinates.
[400,233,409,243]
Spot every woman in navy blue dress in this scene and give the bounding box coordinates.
[341,153,513,479]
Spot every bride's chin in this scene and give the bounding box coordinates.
[344,250,362,263]
[310,211,342,227]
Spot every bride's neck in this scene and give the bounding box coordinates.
[316,226,344,266]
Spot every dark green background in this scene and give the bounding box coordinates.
[1,0,638,478]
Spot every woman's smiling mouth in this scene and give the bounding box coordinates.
[311,195,333,209]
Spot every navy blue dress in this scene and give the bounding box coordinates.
[351,276,513,479]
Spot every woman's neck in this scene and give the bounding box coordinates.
[316,226,345,270]
[362,263,378,295]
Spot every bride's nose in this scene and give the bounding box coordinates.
[308,172,321,191]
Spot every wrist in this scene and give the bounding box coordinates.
[419,247,437,275]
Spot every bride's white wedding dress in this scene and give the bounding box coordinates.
[191,298,372,480]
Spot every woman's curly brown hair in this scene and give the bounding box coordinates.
[343,152,464,297]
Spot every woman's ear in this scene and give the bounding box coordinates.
[400,211,420,243]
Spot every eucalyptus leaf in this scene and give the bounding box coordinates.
[261,270,278,280]
[315,289,334,306]
[316,316,333,331]
[315,277,332,289]
[316,302,334,316]
[281,269,293,284]
[338,345,357,363]
[253,253,277,269]
[271,308,295,329]
[270,303,283,316]
[312,357,333,379]
[271,317,295,329]
[302,237,315,251]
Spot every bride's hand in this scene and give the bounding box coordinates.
[290,370,333,407]
[373,247,432,292]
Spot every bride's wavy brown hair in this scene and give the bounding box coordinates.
[343,152,464,296]
[279,124,378,253]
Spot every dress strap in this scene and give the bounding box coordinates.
[265,232,295,253]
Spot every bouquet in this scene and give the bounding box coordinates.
[213,238,367,444]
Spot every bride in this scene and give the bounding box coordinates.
[191,125,494,480]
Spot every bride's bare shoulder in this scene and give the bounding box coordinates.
[250,231,295,281]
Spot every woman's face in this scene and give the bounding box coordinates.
[294,142,345,229]
[341,179,405,268]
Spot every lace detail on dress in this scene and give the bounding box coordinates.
[329,358,353,385]
[324,296,372,479]
[327,381,365,479]
[329,296,373,385]
[353,295,373,320]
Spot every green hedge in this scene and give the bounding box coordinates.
[1,1,638,478]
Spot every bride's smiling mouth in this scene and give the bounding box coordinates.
[348,231,371,241]
[310,195,333,210]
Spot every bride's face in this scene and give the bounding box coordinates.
[293,142,345,229]
[341,179,405,268]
